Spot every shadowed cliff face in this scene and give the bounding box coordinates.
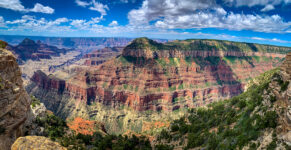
[27,38,290,134]
[0,41,31,150]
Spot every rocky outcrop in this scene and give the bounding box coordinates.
[27,38,290,134]
[11,136,67,150]
[272,52,291,145]
[0,42,31,150]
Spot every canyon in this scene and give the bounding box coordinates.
[6,38,72,62]
[0,35,135,49]
[26,38,291,134]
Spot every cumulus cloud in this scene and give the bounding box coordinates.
[128,0,218,25]
[128,0,291,33]
[30,3,54,14]
[1,15,290,45]
[4,15,70,32]
[0,0,54,14]
[223,0,291,7]
[109,20,118,26]
[251,37,291,43]
[75,0,109,16]
[89,0,109,16]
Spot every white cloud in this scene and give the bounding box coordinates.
[0,0,25,11]
[223,0,291,7]
[120,0,136,3]
[75,0,109,16]
[128,0,218,25]
[75,0,90,7]
[109,20,118,26]
[4,15,70,32]
[0,16,6,27]
[251,37,291,43]
[1,15,290,46]
[128,0,291,33]
[261,4,275,12]
[89,0,109,16]
[0,0,54,14]
[30,3,54,14]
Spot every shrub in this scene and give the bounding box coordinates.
[159,129,171,140]
[270,95,276,103]
[0,40,7,49]
[237,100,247,109]
[31,96,41,108]
[280,81,289,91]
[171,124,179,132]
[263,111,278,128]
[266,140,277,150]
[155,144,173,150]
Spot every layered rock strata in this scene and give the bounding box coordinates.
[83,47,123,66]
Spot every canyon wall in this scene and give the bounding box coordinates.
[27,38,290,134]
[0,41,31,150]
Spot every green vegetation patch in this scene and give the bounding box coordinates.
[0,40,7,49]
[31,96,41,108]
[36,112,152,149]
[61,133,152,150]
[35,114,68,141]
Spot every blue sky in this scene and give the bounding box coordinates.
[0,0,291,46]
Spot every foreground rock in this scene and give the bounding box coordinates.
[11,136,67,150]
[0,41,31,150]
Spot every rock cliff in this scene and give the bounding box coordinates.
[0,41,31,150]
[27,38,290,134]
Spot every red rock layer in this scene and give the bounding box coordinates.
[83,47,123,66]
[122,48,286,59]
[30,53,283,112]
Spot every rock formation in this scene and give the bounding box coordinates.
[83,47,123,66]
[0,41,31,150]
[27,38,291,134]
[11,136,67,150]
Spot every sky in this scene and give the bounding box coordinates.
[0,0,291,46]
